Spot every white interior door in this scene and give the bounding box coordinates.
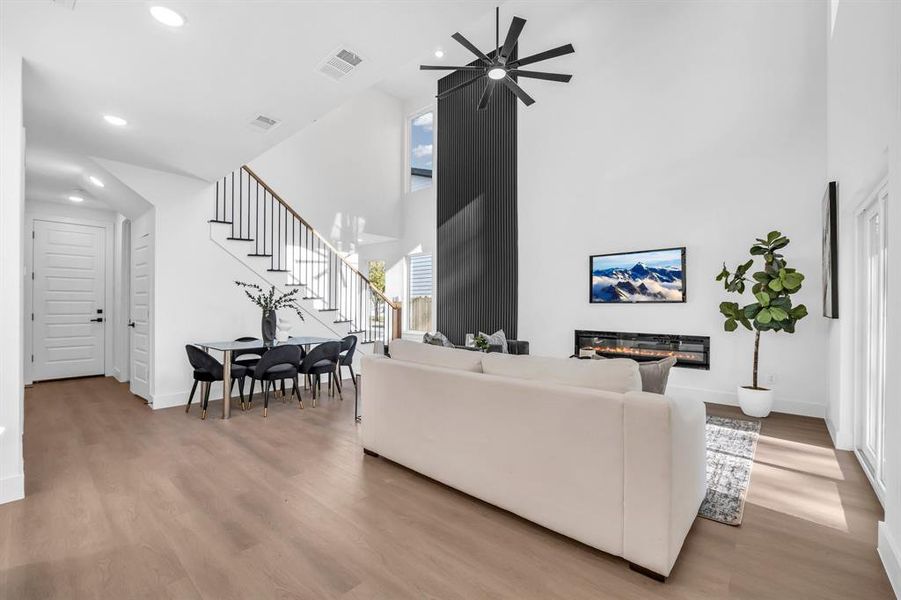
[32,220,106,380]
[856,183,887,496]
[129,217,152,400]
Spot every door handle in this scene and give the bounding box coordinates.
[128,321,136,328]
[90,317,104,323]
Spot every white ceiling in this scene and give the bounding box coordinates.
[24,145,152,217]
[377,2,584,104]
[2,0,502,212]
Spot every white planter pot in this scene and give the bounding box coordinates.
[736,386,774,418]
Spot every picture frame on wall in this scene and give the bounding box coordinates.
[822,181,839,318]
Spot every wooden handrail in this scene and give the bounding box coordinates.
[241,165,398,310]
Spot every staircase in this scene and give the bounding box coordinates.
[209,165,400,347]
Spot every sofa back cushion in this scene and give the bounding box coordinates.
[481,353,642,394]
[389,339,483,373]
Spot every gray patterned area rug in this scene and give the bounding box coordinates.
[699,415,761,526]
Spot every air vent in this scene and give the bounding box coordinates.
[317,47,364,81]
[249,114,280,132]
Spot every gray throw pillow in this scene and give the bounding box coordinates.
[589,354,676,394]
[423,331,454,348]
[478,329,508,353]
[637,356,677,394]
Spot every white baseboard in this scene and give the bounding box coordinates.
[668,384,825,418]
[0,473,25,505]
[111,367,128,383]
[825,417,854,451]
[878,521,901,598]
[151,380,303,411]
[151,390,190,410]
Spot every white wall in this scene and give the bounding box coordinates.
[827,1,901,595]
[358,93,438,337]
[0,49,25,504]
[112,214,130,382]
[517,1,828,417]
[99,159,343,409]
[248,88,405,251]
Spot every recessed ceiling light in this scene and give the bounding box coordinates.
[103,114,127,127]
[150,6,186,28]
[434,48,445,58]
[89,176,104,188]
[68,195,85,203]
[487,67,506,80]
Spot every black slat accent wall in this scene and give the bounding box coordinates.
[436,67,518,344]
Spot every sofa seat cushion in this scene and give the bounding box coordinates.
[481,354,642,394]
[389,339,484,373]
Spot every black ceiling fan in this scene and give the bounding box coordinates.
[420,6,574,110]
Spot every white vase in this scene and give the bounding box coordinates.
[275,317,292,342]
[736,386,774,418]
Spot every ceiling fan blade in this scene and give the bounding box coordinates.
[420,65,487,71]
[451,32,491,63]
[510,43,575,68]
[437,74,485,100]
[502,76,535,106]
[499,16,526,61]
[508,69,572,83]
[477,80,496,110]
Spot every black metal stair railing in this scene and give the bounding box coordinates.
[212,165,399,345]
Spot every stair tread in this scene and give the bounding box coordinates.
[247,253,272,257]
[208,219,232,224]
[266,269,289,272]
[227,237,255,242]
[333,320,352,324]
[318,308,338,312]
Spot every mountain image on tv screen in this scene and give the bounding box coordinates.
[590,248,685,303]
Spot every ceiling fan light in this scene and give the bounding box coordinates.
[487,67,506,80]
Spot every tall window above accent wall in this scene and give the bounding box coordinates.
[410,110,434,192]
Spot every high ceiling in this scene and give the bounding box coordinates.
[1,0,499,211]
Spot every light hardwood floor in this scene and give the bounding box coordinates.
[0,377,893,599]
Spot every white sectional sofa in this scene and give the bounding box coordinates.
[360,339,707,580]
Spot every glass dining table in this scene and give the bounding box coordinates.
[193,336,340,419]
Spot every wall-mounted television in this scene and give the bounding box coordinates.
[590,247,686,303]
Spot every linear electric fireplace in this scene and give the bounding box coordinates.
[574,330,710,370]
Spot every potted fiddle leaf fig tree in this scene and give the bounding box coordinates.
[715,231,808,417]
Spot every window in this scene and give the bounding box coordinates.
[407,253,433,332]
[367,260,386,295]
[409,110,433,192]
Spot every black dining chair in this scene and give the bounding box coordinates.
[184,345,248,419]
[298,341,343,407]
[233,336,266,368]
[247,344,303,417]
[233,336,266,403]
[338,335,358,388]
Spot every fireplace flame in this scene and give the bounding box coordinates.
[588,345,700,361]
